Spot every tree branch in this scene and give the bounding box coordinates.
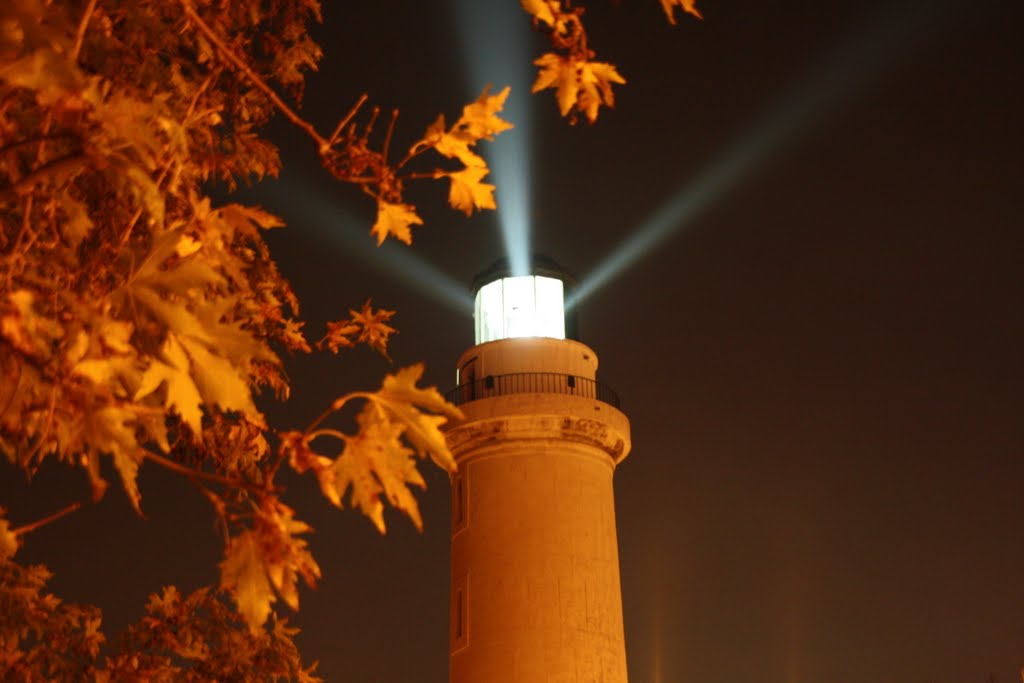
[12,502,82,538]
[143,450,269,494]
[72,0,99,61]
[327,94,369,148]
[179,0,328,150]
[382,109,399,164]
[304,391,372,434]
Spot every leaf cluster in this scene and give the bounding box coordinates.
[522,0,701,123]
[0,559,320,681]
[0,0,470,644]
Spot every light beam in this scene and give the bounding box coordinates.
[453,0,534,276]
[254,179,474,314]
[568,0,963,309]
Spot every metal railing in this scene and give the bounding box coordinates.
[445,372,620,409]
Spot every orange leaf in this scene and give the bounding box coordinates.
[371,201,422,245]
[445,165,497,216]
[660,0,703,24]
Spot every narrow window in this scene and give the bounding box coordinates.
[451,575,468,651]
[455,589,464,639]
[452,471,467,533]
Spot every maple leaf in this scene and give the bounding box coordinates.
[220,530,273,632]
[661,0,703,24]
[220,503,320,631]
[357,405,426,532]
[214,203,286,239]
[533,53,626,123]
[444,165,497,216]
[454,85,513,143]
[320,321,358,351]
[427,116,484,168]
[578,61,626,123]
[521,0,558,27]
[533,53,581,117]
[315,404,426,533]
[135,333,204,435]
[82,406,144,513]
[322,426,387,532]
[370,416,427,532]
[130,228,223,295]
[280,318,312,354]
[319,299,397,358]
[124,228,277,428]
[287,364,461,532]
[179,334,260,419]
[371,200,422,245]
[414,87,512,169]
[257,502,320,613]
[374,364,463,472]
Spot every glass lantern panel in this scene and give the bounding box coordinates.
[474,279,503,344]
[534,276,565,340]
[474,275,566,343]
[502,276,536,339]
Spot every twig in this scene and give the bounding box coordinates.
[12,501,82,537]
[179,0,327,149]
[304,391,371,434]
[0,360,23,421]
[327,94,369,149]
[306,428,348,444]
[407,171,446,181]
[363,106,381,141]
[381,109,399,163]
[143,450,268,493]
[184,71,218,123]
[72,0,99,61]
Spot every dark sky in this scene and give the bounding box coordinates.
[4,0,1023,681]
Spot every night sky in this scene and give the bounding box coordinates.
[3,0,1023,681]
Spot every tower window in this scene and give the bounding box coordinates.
[452,471,467,533]
[451,575,468,651]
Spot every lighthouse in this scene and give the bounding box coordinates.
[444,256,632,683]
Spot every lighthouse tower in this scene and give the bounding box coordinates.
[444,256,632,683]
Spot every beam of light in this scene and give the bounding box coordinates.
[253,179,474,314]
[453,0,533,276]
[567,0,964,309]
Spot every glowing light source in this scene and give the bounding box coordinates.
[474,275,565,343]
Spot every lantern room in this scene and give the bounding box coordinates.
[471,255,577,345]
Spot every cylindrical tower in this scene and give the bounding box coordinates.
[445,256,632,683]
